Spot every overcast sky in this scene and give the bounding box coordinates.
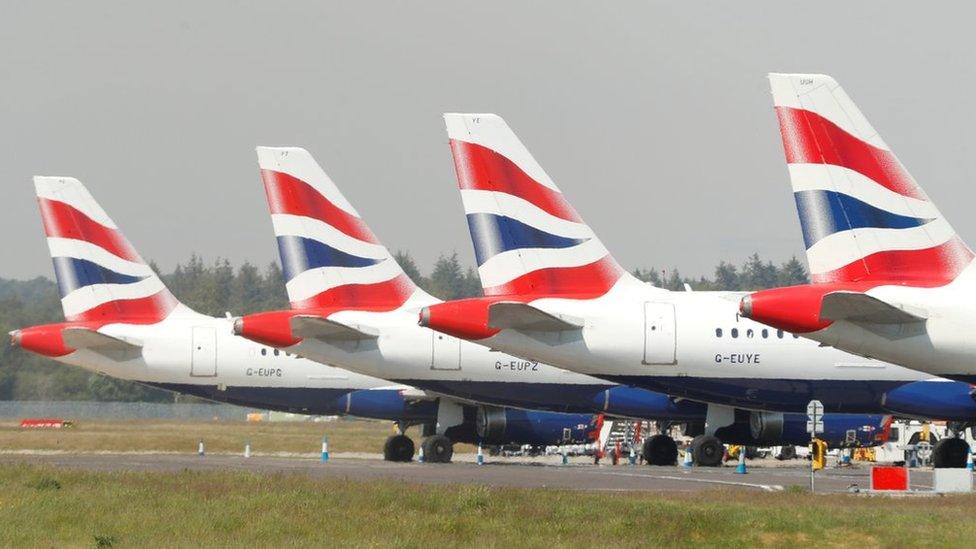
[2,2,973,280]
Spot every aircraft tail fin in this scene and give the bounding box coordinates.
[769,73,973,284]
[256,146,420,310]
[34,176,178,324]
[444,113,626,298]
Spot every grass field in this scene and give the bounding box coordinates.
[0,419,476,455]
[0,463,974,547]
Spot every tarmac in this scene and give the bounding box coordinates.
[0,452,939,493]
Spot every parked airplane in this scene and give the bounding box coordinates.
[234,146,893,466]
[418,113,976,466]
[741,73,976,387]
[9,176,602,462]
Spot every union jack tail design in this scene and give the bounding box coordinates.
[770,73,973,285]
[34,177,178,323]
[445,113,625,297]
[257,147,418,310]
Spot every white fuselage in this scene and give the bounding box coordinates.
[474,278,936,414]
[804,267,976,382]
[51,306,402,415]
[283,293,619,414]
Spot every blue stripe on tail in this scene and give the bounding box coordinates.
[794,189,933,248]
[466,213,588,266]
[276,235,384,282]
[51,257,148,297]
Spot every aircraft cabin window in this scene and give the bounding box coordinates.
[793,334,800,339]
[273,349,280,357]
[715,328,722,338]
[731,328,739,339]
[746,329,754,338]
[260,348,267,356]
[761,329,768,339]
[777,330,784,339]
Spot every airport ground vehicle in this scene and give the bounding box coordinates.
[9,176,601,462]
[418,113,976,466]
[234,147,894,466]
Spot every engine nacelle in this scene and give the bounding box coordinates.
[476,405,600,446]
[599,386,707,420]
[748,411,890,448]
[882,380,976,422]
[336,389,437,422]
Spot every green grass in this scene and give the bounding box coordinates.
[1,463,975,547]
[0,419,476,455]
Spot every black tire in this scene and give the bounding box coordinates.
[421,435,454,463]
[642,434,678,466]
[383,434,415,462]
[693,435,724,467]
[775,445,797,461]
[933,437,970,469]
[744,446,760,460]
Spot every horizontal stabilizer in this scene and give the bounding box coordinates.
[62,327,142,360]
[290,315,379,341]
[820,292,926,324]
[488,302,582,332]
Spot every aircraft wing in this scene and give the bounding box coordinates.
[488,302,583,332]
[61,327,142,360]
[820,292,926,324]
[290,315,379,342]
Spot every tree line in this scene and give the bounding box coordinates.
[0,252,807,402]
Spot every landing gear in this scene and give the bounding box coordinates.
[421,435,454,463]
[775,445,797,461]
[691,435,724,467]
[933,437,970,468]
[383,434,415,462]
[642,434,678,466]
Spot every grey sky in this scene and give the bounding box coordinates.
[2,2,973,280]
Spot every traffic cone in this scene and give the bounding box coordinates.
[197,440,205,457]
[320,435,329,463]
[735,448,747,474]
[244,440,251,459]
[476,444,484,465]
[967,451,973,471]
[840,449,851,466]
[683,447,694,468]
[418,445,425,463]
[561,449,568,465]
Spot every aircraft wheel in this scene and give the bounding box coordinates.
[421,435,454,463]
[693,435,724,467]
[933,437,970,468]
[383,434,415,462]
[775,445,797,461]
[642,434,678,466]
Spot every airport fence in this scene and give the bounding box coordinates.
[0,400,255,421]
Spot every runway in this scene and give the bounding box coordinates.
[0,452,936,493]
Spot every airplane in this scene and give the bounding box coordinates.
[417,112,976,467]
[9,176,604,463]
[741,73,976,389]
[234,146,894,466]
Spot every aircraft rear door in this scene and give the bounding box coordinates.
[431,332,461,370]
[643,302,676,365]
[191,326,217,377]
